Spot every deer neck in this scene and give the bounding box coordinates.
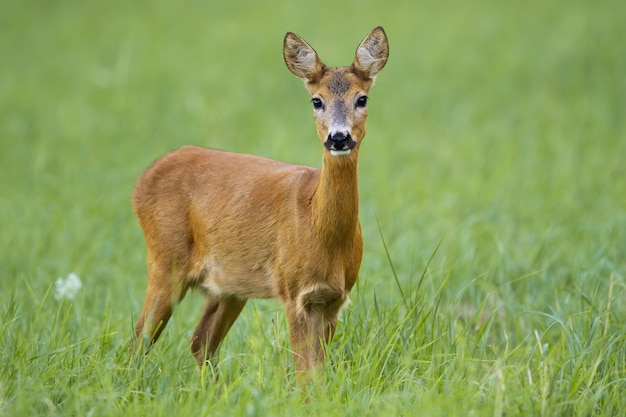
[311,152,359,246]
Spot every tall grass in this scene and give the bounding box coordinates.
[1,0,625,415]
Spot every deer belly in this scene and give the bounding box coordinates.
[198,256,276,299]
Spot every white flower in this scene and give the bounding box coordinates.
[54,273,83,301]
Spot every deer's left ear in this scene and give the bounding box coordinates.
[353,26,389,80]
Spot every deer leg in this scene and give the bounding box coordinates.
[287,308,338,384]
[286,305,311,376]
[134,262,188,355]
[287,287,345,381]
[190,296,247,366]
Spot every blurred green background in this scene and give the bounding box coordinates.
[3,0,623,305]
[1,0,625,414]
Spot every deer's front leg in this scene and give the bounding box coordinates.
[286,286,346,381]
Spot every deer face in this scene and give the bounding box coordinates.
[284,27,389,157]
[308,68,371,156]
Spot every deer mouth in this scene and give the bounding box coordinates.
[329,149,352,156]
[324,133,356,157]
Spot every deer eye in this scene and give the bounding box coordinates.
[312,98,323,109]
[356,96,368,108]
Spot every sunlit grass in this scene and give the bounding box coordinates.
[1,0,625,415]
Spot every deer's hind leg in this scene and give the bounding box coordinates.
[134,257,190,355]
[190,296,247,366]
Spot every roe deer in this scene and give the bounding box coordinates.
[132,27,389,378]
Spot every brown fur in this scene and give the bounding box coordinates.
[132,27,388,380]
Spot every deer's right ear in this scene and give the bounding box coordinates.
[284,32,325,82]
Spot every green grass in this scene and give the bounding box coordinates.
[1,0,625,415]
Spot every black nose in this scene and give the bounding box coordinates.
[330,132,348,142]
[325,132,356,151]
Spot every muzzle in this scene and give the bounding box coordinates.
[324,132,356,154]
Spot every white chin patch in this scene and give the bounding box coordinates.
[329,149,352,157]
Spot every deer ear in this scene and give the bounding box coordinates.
[284,32,325,82]
[353,26,389,80]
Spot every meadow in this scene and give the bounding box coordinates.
[1,0,625,415]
